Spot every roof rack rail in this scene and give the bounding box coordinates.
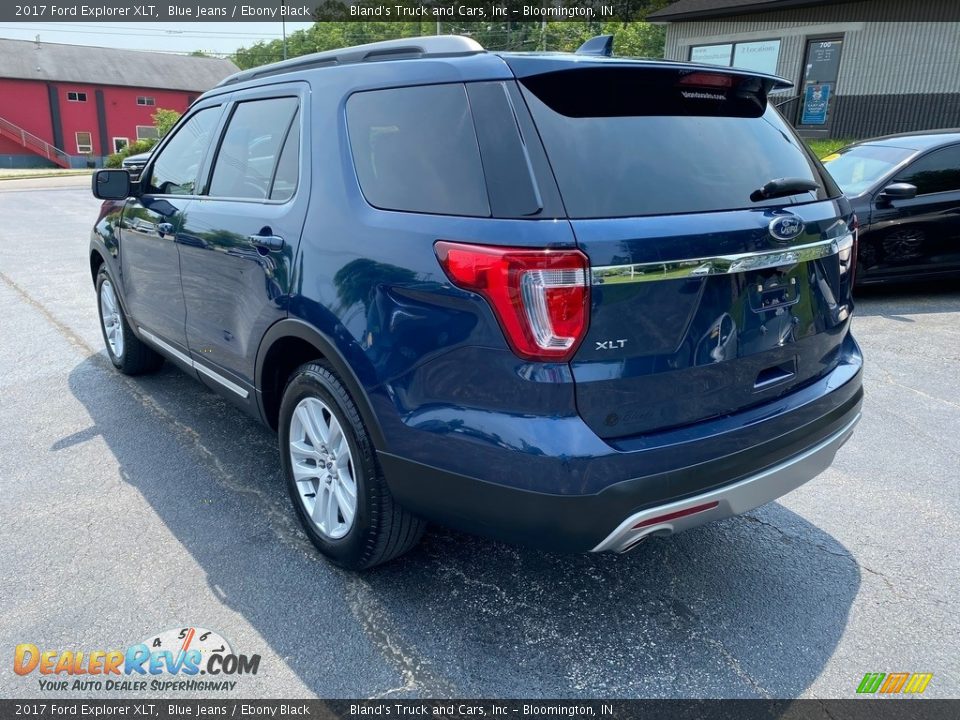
[218,35,485,87]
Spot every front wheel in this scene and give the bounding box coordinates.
[279,362,425,569]
[96,268,163,375]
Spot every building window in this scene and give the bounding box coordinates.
[136,126,159,141]
[137,96,156,106]
[75,132,93,154]
[67,91,87,102]
[113,137,129,153]
[690,39,781,76]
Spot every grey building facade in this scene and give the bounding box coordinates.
[649,0,960,139]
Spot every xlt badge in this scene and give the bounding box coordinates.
[596,339,628,350]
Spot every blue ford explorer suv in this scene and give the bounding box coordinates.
[89,35,863,569]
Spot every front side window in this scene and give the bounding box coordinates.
[208,97,299,200]
[146,106,219,196]
[346,84,490,217]
[75,132,92,154]
[894,145,960,195]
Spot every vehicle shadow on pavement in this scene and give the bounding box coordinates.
[854,280,960,317]
[69,355,860,699]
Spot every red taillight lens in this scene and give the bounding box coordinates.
[848,213,859,286]
[434,241,590,362]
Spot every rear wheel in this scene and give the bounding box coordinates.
[96,267,163,375]
[279,362,425,569]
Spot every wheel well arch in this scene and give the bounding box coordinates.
[90,250,105,286]
[256,319,386,449]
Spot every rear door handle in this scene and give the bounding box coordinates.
[249,234,285,251]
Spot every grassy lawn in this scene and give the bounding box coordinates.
[805,138,855,159]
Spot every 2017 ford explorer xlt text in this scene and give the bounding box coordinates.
[89,35,863,570]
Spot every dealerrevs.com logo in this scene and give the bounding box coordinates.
[14,627,261,692]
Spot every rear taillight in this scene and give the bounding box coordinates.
[434,241,590,362]
[845,214,859,285]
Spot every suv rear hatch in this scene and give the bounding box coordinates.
[508,59,856,438]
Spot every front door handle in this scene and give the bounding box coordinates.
[157,222,174,237]
[249,234,285,251]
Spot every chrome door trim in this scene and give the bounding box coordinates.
[138,327,250,399]
[591,234,851,285]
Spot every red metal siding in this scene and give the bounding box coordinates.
[58,84,101,155]
[100,86,193,152]
[0,78,54,156]
[0,78,195,157]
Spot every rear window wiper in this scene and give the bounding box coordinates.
[750,177,819,202]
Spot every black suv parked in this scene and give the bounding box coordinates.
[90,35,863,569]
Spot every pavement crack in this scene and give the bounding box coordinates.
[663,543,773,699]
[343,574,457,699]
[3,269,456,700]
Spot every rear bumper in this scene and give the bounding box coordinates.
[591,411,859,552]
[379,354,863,553]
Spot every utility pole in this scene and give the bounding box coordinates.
[282,1,288,60]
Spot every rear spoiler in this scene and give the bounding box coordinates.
[502,55,794,93]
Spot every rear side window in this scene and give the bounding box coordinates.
[520,68,836,218]
[208,97,298,200]
[346,84,490,217]
[270,111,300,202]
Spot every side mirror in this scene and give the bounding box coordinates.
[878,182,917,202]
[92,169,133,200]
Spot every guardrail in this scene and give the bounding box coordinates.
[0,116,71,168]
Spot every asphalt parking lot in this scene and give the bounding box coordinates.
[1,175,957,699]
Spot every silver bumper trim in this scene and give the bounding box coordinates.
[591,412,861,553]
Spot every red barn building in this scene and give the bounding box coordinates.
[0,38,237,168]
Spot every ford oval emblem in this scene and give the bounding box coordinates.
[769,214,805,242]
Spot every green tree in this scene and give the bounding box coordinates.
[152,108,182,139]
[104,108,182,167]
[232,13,670,70]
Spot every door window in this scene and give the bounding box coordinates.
[269,111,300,202]
[208,97,299,200]
[146,107,220,196]
[894,145,960,195]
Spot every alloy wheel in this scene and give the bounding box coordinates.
[288,396,358,539]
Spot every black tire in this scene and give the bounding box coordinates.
[95,267,164,375]
[279,361,425,570]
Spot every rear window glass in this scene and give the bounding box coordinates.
[346,84,490,217]
[520,68,835,218]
